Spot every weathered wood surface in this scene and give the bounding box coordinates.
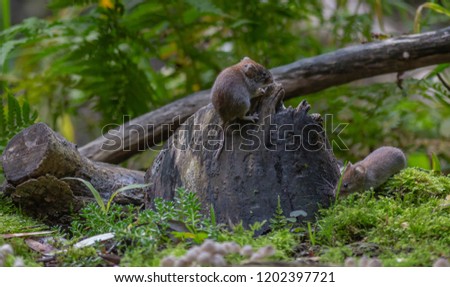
[1,123,145,224]
[79,27,450,164]
[145,83,340,232]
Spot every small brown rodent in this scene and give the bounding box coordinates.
[339,146,406,196]
[211,57,273,158]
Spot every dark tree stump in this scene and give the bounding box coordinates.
[145,83,340,232]
[1,123,146,224]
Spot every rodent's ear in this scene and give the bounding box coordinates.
[243,63,258,79]
[354,165,365,175]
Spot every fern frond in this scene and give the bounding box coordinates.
[0,94,5,135]
[6,93,17,131]
[0,91,38,154]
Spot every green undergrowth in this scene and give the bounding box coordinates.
[68,188,297,266]
[315,167,450,266]
[1,167,449,266]
[0,196,47,266]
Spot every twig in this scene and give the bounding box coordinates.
[437,73,450,92]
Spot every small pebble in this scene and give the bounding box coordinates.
[0,244,14,255]
[228,242,241,254]
[13,257,24,267]
[344,257,357,267]
[175,257,191,267]
[201,240,216,253]
[240,245,253,257]
[161,256,177,267]
[212,254,227,267]
[359,256,369,267]
[214,243,227,255]
[367,258,382,267]
[250,252,264,261]
[258,246,275,257]
[197,251,212,265]
[184,247,201,262]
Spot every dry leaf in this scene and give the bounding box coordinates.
[25,238,56,254]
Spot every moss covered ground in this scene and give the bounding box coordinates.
[0,168,448,266]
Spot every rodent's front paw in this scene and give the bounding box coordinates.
[258,86,270,95]
[242,113,259,123]
[258,82,281,97]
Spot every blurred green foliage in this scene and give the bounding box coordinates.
[0,90,38,183]
[302,73,450,168]
[0,91,38,153]
[0,0,449,168]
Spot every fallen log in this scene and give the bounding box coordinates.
[145,83,340,232]
[1,123,145,224]
[79,26,450,164]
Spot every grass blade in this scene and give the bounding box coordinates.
[431,153,441,173]
[414,2,450,33]
[106,183,149,213]
[63,177,105,212]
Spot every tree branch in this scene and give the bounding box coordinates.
[79,26,450,164]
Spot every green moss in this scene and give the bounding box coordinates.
[59,247,103,267]
[2,168,447,267]
[383,168,450,202]
[0,238,43,266]
[315,168,450,266]
[319,245,353,263]
[0,196,48,266]
[0,196,47,234]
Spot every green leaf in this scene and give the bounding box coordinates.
[335,161,348,201]
[13,97,23,129]
[21,101,35,125]
[0,94,5,135]
[184,0,224,15]
[0,90,38,155]
[7,94,18,131]
[183,8,202,25]
[407,152,431,170]
[192,232,208,244]
[231,19,257,28]
[426,64,450,79]
[172,231,196,240]
[431,153,441,173]
[209,204,216,227]
[63,177,105,213]
[307,222,316,246]
[414,2,450,33]
[0,39,27,70]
